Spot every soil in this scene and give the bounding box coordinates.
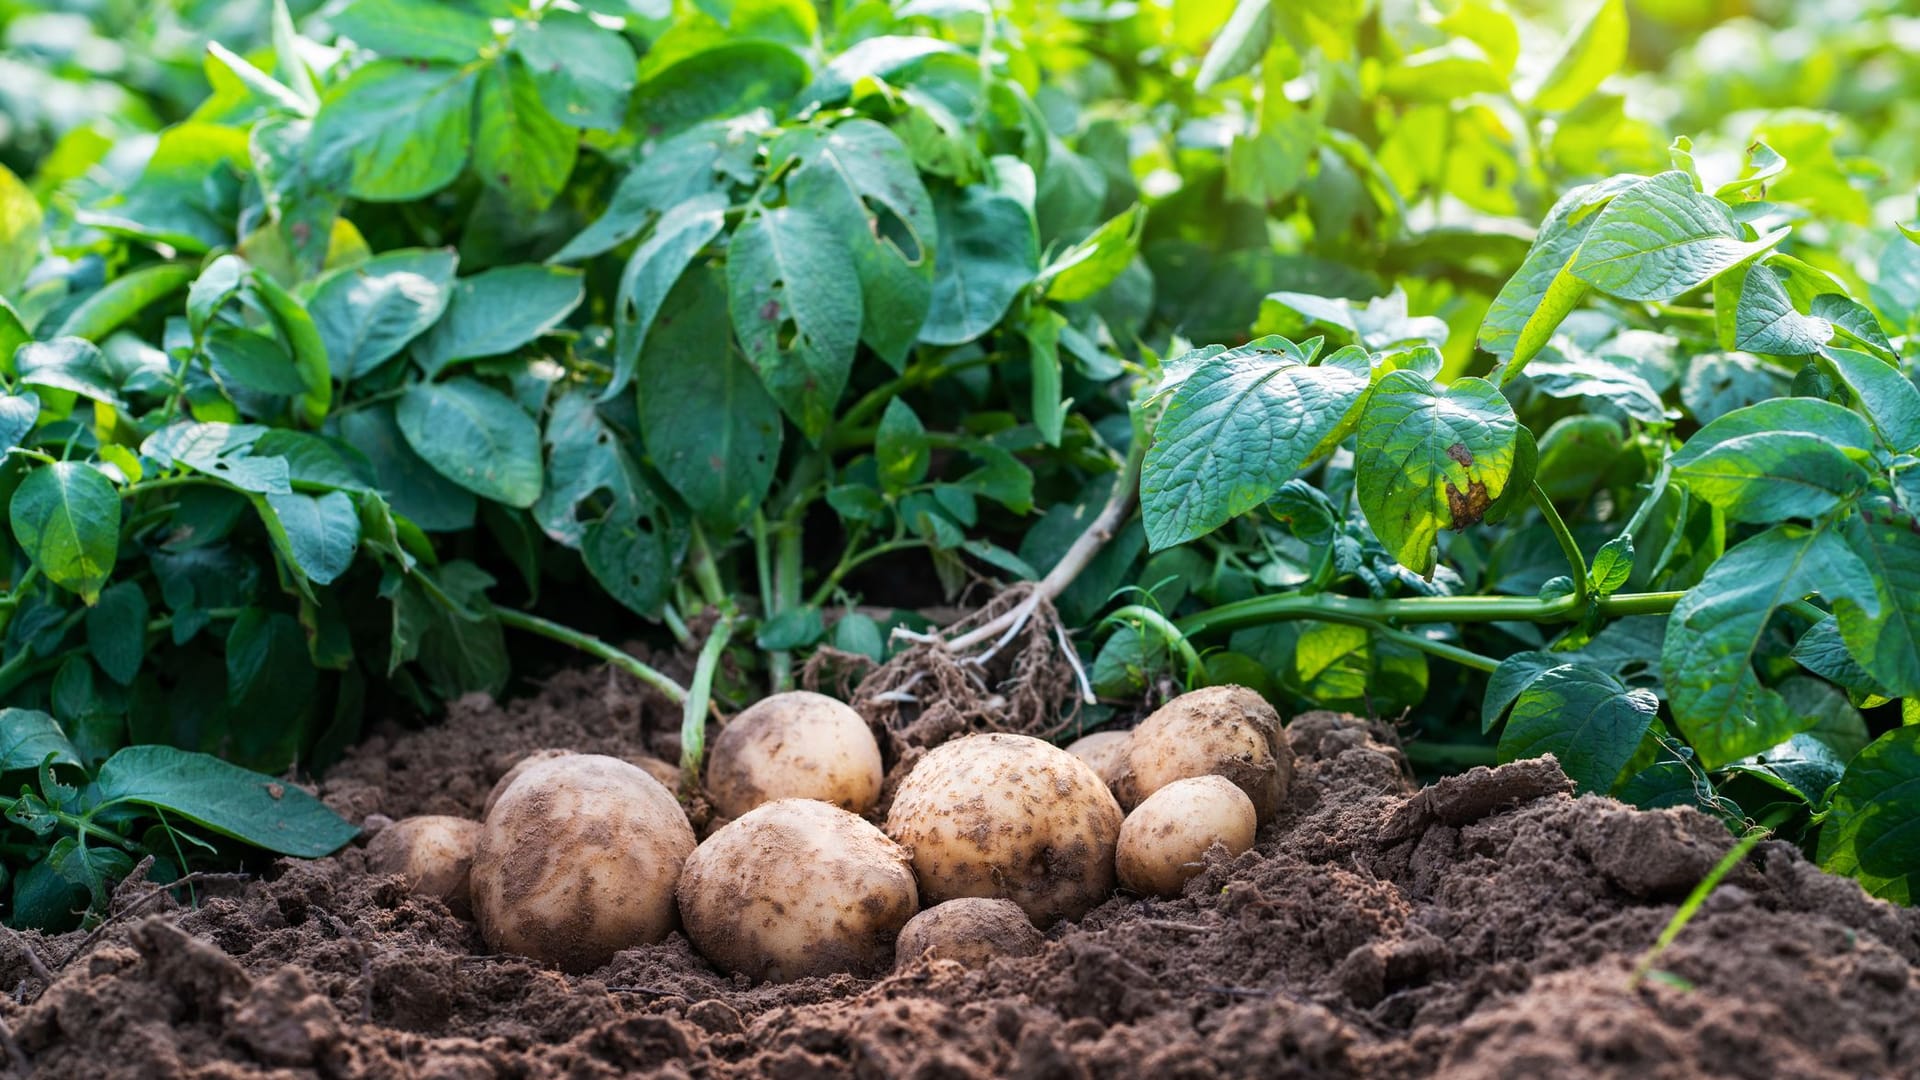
[3,665,1918,1079]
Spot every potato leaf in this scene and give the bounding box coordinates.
[1355,372,1520,576]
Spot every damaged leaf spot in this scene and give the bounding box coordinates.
[1446,443,1474,467]
[1446,481,1493,529]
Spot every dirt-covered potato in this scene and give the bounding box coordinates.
[1116,685,1292,823]
[1116,776,1257,897]
[1064,730,1131,790]
[893,898,1041,971]
[366,815,480,917]
[884,733,1123,926]
[678,799,917,983]
[629,754,681,793]
[706,691,882,819]
[470,755,696,973]
[481,748,574,819]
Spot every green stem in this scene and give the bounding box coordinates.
[494,608,689,703]
[1629,803,1796,989]
[834,353,1003,436]
[1370,623,1502,674]
[686,523,728,610]
[1106,604,1206,686]
[1176,589,1688,640]
[1533,482,1590,609]
[752,511,776,618]
[808,536,925,607]
[680,613,735,791]
[769,522,803,693]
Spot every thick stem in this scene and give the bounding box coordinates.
[1533,482,1590,609]
[680,614,735,790]
[686,523,728,610]
[495,608,689,704]
[1176,588,1689,640]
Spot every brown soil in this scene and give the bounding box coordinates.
[3,666,1917,1079]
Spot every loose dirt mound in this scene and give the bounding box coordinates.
[3,668,1917,1078]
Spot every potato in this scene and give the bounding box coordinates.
[470,755,696,973]
[481,748,574,819]
[630,754,681,793]
[706,691,883,819]
[1116,685,1292,823]
[677,799,917,983]
[366,815,480,917]
[884,733,1122,926]
[894,898,1041,971]
[1116,776,1257,897]
[1063,730,1131,790]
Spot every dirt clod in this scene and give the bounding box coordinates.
[3,665,1915,1078]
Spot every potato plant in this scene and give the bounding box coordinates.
[0,0,1917,923]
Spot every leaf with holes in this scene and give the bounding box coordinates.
[726,207,863,442]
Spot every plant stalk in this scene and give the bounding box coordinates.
[494,608,689,704]
[680,613,734,791]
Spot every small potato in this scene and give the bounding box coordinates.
[884,733,1123,926]
[366,816,480,917]
[629,754,681,793]
[481,748,574,819]
[706,691,883,819]
[1116,776,1257,897]
[1117,685,1292,823]
[678,799,917,983]
[894,898,1041,971]
[1063,730,1131,790]
[471,755,695,973]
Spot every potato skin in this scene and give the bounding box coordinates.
[706,691,882,819]
[1116,685,1292,823]
[1116,776,1257,897]
[366,816,480,918]
[1063,730,1131,790]
[884,733,1123,926]
[894,898,1041,971]
[677,799,917,983]
[471,755,696,973]
[481,748,574,819]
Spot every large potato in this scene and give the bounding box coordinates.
[366,816,480,917]
[470,755,695,973]
[678,799,917,983]
[483,749,681,820]
[884,733,1122,926]
[1116,775,1257,897]
[1063,730,1130,790]
[894,898,1041,971]
[1117,685,1292,823]
[706,691,883,818]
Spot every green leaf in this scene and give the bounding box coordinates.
[1481,650,1560,733]
[757,607,824,650]
[86,582,149,686]
[16,338,121,406]
[1522,354,1667,423]
[1570,172,1786,302]
[1669,398,1873,523]
[474,55,576,216]
[396,378,542,508]
[635,264,782,535]
[141,422,290,494]
[1529,0,1627,113]
[0,391,39,453]
[1040,204,1144,304]
[727,207,862,441]
[337,405,475,531]
[1479,175,1640,356]
[832,613,885,662]
[330,0,496,61]
[630,42,809,136]
[0,297,29,361]
[1812,295,1895,360]
[1820,347,1920,453]
[186,254,247,338]
[203,325,308,396]
[803,36,961,106]
[549,120,762,263]
[1792,615,1889,699]
[511,10,636,132]
[249,267,333,426]
[9,462,121,604]
[1355,372,1521,575]
[310,61,475,202]
[1590,534,1634,595]
[259,491,360,586]
[308,248,458,380]
[876,398,930,496]
[0,709,81,772]
[1195,0,1273,92]
[1140,338,1369,550]
[1818,726,1920,904]
[94,745,356,858]
[222,607,317,767]
[1730,261,1832,356]
[1022,306,1066,447]
[1663,523,1875,769]
[778,119,937,369]
[920,180,1038,347]
[413,265,583,377]
[1497,664,1659,793]
[75,125,249,254]
[0,163,41,297]
[1834,502,1920,697]
[609,193,729,398]
[54,263,194,343]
